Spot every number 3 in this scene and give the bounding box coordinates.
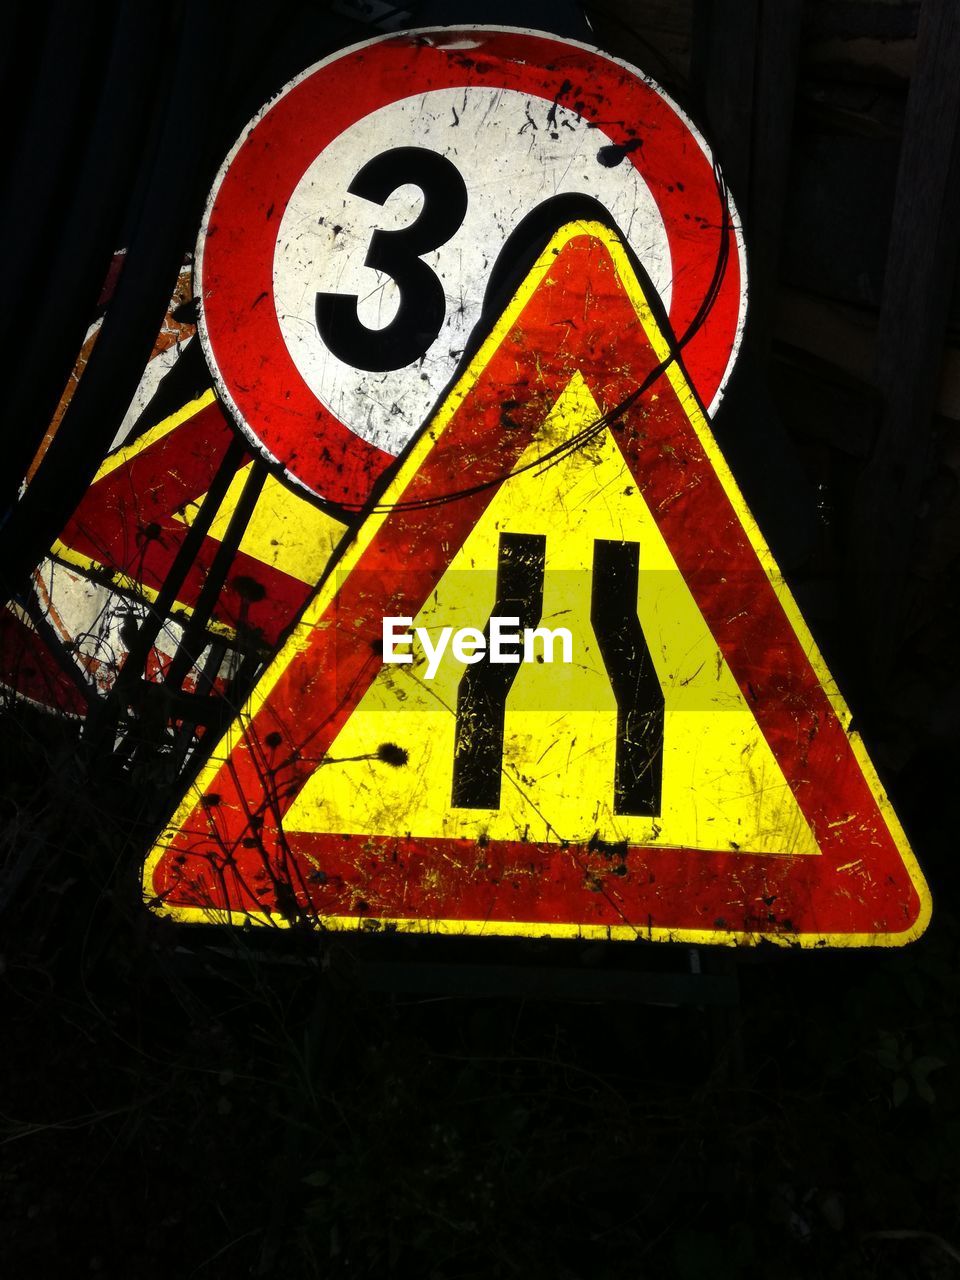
[315,147,468,372]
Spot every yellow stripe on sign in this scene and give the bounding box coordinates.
[174,464,346,592]
[51,390,348,642]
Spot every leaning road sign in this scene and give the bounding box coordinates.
[145,220,930,947]
[196,25,746,509]
[53,391,346,651]
[0,392,349,720]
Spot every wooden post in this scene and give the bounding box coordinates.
[693,0,803,342]
[847,1,960,688]
[747,0,804,347]
[691,1,814,571]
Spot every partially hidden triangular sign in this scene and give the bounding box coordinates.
[144,221,930,946]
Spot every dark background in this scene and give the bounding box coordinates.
[2,2,960,1276]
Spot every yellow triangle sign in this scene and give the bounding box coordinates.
[145,221,929,946]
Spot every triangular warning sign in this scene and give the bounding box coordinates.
[145,221,930,946]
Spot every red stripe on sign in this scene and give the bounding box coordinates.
[57,400,314,648]
[0,607,89,717]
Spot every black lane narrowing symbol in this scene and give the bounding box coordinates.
[451,536,665,816]
[452,533,546,811]
[590,539,664,816]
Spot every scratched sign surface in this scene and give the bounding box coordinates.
[147,220,929,946]
[195,26,746,508]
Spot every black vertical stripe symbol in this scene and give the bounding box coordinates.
[591,540,664,816]
[450,535,665,818]
[451,533,546,810]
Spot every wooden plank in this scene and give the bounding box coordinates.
[692,1,804,339]
[770,348,880,458]
[804,36,917,83]
[585,0,693,91]
[690,2,818,571]
[588,0,692,35]
[775,288,960,426]
[357,961,740,1005]
[691,0,760,206]
[847,2,960,685]
[776,289,876,382]
[804,2,919,42]
[749,0,805,343]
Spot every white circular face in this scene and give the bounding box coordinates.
[273,86,672,456]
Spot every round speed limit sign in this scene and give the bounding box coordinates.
[197,26,746,509]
